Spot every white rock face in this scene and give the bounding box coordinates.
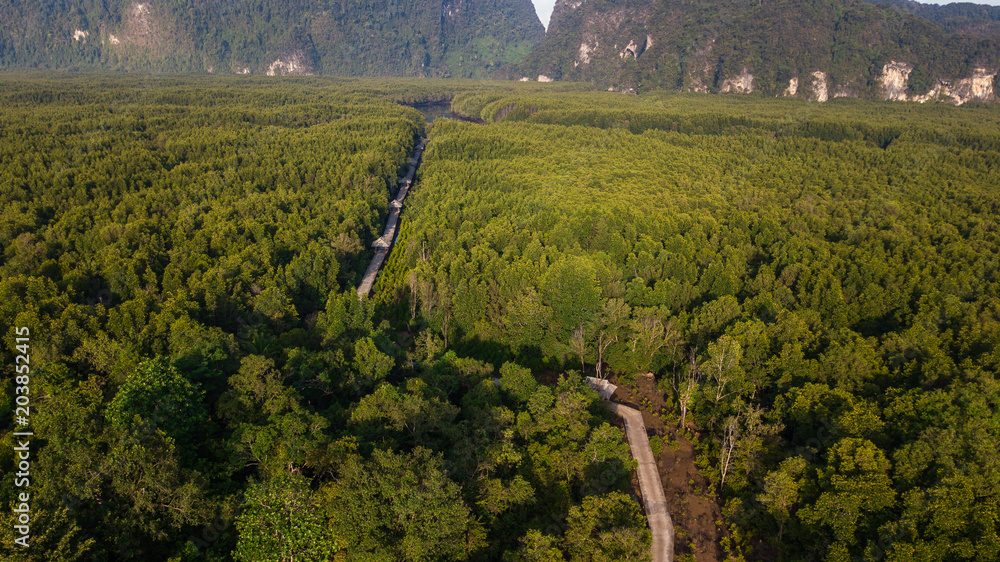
[555,0,582,10]
[686,38,714,93]
[266,52,312,76]
[880,61,912,101]
[910,68,996,105]
[784,77,798,96]
[620,39,640,60]
[811,71,828,102]
[73,29,88,42]
[721,68,754,93]
[131,2,151,32]
[911,83,944,104]
[519,76,530,82]
[120,1,155,47]
[646,34,654,50]
[951,68,996,105]
[578,42,593,64]
[834,85,852,98]
[240,67,251,75]
[108,34,120,45]
[538,75,554,82]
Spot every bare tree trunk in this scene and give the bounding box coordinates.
[667,321,683,380]
[714,375,730,404]
[442,312,450,348]
[678,348,700,429]
[720,415,739,488]
[408,271,419,320]
[570,325,586,374]
[596,331,618,380]
[710,337,741,405]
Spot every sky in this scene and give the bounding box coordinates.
[530,0,1000,30]
[531,0,556,30]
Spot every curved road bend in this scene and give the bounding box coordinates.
[607,402,675,562]
[357,137,426,299]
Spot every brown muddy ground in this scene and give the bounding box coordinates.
[612,379,727,562]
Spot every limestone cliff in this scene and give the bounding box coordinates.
[720,68,754,94]
[874,59,996,104]
[0,0,544,78]
[881,61,913,101]
[508,0,1000,104]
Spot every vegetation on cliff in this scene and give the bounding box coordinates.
[510,0,1000,99]
[0,0,544,78]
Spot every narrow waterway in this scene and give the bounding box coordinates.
[408,101,456,122]
[406,100,485,124]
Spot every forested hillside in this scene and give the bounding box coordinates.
[0,0,544,78]
[868,0,1000,38]
[390,90,1000,559]
[509,0,1000,103]
[6,0,1000,106]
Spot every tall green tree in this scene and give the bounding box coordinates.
[235,474,338,562]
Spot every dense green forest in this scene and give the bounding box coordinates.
[0,0,543,78]
[0,75,647,561]
[391,90,1000,559]
[3,74,1000,561]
